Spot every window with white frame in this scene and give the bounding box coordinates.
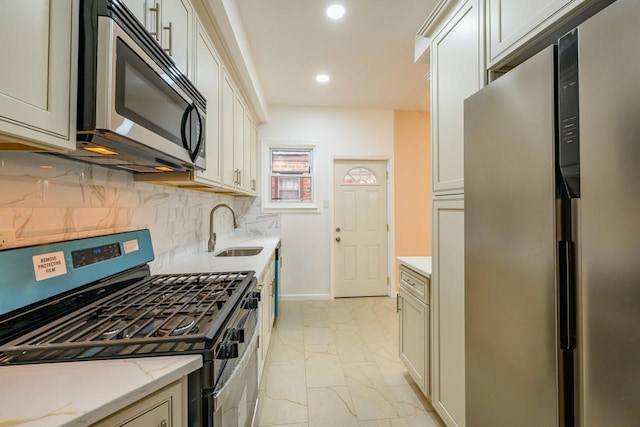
[263,144,317,211]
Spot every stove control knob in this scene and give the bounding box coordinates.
[242,297,259,310]
[215,341,239,360]
[248,291,261,301]
[228,327,245,343]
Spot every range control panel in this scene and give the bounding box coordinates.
[71,243,122,268]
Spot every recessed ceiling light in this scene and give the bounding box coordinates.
[326,4,345,20]
[316,74,331,83]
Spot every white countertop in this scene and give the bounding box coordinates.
[0,355,202,427]
[397,256,432,278]
[154,235,281,279]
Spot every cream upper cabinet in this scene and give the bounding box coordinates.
[234,96,246,189]
[221,73,236,187]
[487,0,586,67]
[122,0,194,77]
[161,0,194,77]
[429,0,484,195]
[243,113,253,194]
[432,197,465,427]
[0,0,77,151]
[121,0,146,23]
[192,18,222,186]
[249,120,259,193]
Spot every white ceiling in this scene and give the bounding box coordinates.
[219,0,436,116]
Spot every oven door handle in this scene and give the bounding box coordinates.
[204,323,258,410]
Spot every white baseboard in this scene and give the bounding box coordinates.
[279,293,331,301]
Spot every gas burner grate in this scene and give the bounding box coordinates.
[0,271,254,363]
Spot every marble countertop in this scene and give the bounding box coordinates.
[397,256,432,278]
[154,235,281,279]
[0,355,202,427]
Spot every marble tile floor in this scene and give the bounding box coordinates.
[255,297,445,427]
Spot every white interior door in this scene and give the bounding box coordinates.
[333,160,388,297]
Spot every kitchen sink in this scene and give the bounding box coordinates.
[215,246,263,257]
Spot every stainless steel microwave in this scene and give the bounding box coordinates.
[70,0,206,173]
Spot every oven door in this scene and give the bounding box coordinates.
[94,15,205,169]
[205,287,260,427]
[211,324,259,427]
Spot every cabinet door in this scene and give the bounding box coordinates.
[243,113,254,193]
[258,283,269,383]
[234,96,246,189]
[193,19,222,185]
[120,401,170,427]
[93,379,184,427]
[432,197,465,427]
[161,0,193,76]
[121,0,147,25]
[249,121,259,192]
[398,289,428,396]
[0,0,76,150]
[221,73,236,187]
[431,0,484,195]
[487,0,585,67]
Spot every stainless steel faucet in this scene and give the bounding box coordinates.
[208,204,239,252]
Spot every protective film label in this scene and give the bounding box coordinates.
[32,251,68,281]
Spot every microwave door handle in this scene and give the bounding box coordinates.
[181,103,202,162]
[190,107,203,162]
[180,103,194,151]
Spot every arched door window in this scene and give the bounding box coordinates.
[342,167,379,185]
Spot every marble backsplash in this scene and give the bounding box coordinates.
[0,152,280,269]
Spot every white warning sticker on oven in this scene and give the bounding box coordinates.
[32,251,67,281]
[123,239,139,254]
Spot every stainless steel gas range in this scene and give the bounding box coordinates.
[0,230,259,427]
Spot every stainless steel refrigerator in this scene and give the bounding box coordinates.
[464,0,640,426]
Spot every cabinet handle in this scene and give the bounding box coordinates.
[159,420,168,427]
[234,169,239,185]
[239,170,242,186]
[397,294,401,312]
[163,21,173,56]
[149,3,161,42]
[251,179,256,190]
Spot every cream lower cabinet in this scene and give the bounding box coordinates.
[0,0,77,151]
[398,265,430,398]
[258,254,276,383]
[432,197,465,427]
[92,378,186,427]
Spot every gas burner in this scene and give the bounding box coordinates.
[156,316,197,337]
[102,320,138,339]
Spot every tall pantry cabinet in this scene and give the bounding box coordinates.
[419,0,484,426]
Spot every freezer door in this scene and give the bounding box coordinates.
[578,0,640,425]
[464,46,559,427]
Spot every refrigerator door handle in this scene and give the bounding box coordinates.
[559,240,576,350]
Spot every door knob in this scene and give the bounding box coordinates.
[336,227,341,232]
[335,237,341,242]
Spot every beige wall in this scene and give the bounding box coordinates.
[394,110,431,262]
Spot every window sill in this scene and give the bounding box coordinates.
[262,204,320,214]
